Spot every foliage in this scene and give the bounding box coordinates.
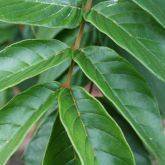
[0,0,165,165]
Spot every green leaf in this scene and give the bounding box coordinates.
[0,26,17,44]
[73,46,165,165]
[43,115,81,165]
[58,24,98,48]
[35,27,63,39]
[0,90,7,107]
[23,111,57,165]
[100,98,151,165]
[71,66,89,86]
[57,65,88,86]
[120,48,165,117]
[38,61,70,83]
[84,0,165,82]
[0,0,84,28]
[0,21,13,28]
[132,0,165,28]
[119,122,151,165]
[0,82,60,165]
[59,87,135,165]
[0,39,71,92]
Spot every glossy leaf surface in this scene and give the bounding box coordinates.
[0,0,84,28]
[84,0,165,82]
[59,87,135,165]
[0,39,71,92]
[0,82,60,165]
[73,46,165,165]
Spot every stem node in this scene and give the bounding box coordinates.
[62,0,93,88]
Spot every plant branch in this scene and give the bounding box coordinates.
[62,22,85,88]
[84,0,93,11]
[62,0,93,88]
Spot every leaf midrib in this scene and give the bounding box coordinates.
[75,50,163,162]
[132,0,165,28]
[69,89,98,165]
[88,7,164,78]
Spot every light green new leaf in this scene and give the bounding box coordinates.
[0,82,60,165]
[0,39,71,92]
[0,0,85,28]
[59,87,135,165]
[73,46,165,165]
[43,115,81,165]
[132,0,165,28]
[23,111,57,165]
[84,0,165,82]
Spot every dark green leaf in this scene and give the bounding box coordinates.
[43,115,81,165]
[120,48,165,117]
[23,111,57,165]
[84,0,165,82]
[100,98,151,165]
[0,22,13,28]
[35,27,62,39]
[132,0,165,28]
[73,46,165,165]
[59,87,135,165]
[71,66,89,86]
[0,39,71,92]
[0,26,17,44]
[0,91,7,107]
[0,82,60,165]
[57,24,98,48]
[38,61,70,84]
